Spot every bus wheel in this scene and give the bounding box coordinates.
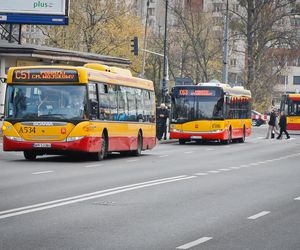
[131,132,143,156]
[94,133,108,161]
[222,129,232,144]
[179,139,186,145]
[24,151,37,160]
[239,128,246,143]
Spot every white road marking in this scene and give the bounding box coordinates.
[247,211,270,220]
[176,237,213,249]
[205,148,213,151]
[184,151,194,154]
[0,175,196,219]
[195,173,208,176]
[248,162,260,166]
[207,170,219,174]
[230,166,240,169]
[294,197,300,200]
[159,155,169,158]
[218,168,231,171]
[32,171,53,175]
[84,164,103,168]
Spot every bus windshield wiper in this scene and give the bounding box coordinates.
[39,114,67,118]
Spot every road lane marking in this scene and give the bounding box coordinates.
[176,237,213,249]
[247,211,270,220]
[84,164,103,168]
[195,173,208,176]
[159,155,169,158]
[207,170,219,174]
[32,171,53,175]
[218,168,231,171]
[205,148,213,151]
[230,166,240,169]
[0,175,196,220]
[294,197,300,200]
[184,151,194,154]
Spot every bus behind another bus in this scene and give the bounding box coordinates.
[169,83,251,144]
[280,93,300,130]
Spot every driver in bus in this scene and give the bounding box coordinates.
[67,92,84,117]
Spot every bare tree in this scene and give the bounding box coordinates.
[231,0,298,109]
[170,3,223,83]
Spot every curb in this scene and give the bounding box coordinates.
[158,139,177,144]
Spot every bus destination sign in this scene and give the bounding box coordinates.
[178,89,216,96]
[12,69,79,83]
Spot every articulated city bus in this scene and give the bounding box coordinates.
[169,83,252,144]
[2,64,156,160]
[280,93,300,130]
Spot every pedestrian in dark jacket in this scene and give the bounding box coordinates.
[156,103,169,140]
[277,111,290,139]
[266,107,279,139]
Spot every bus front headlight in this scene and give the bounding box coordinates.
[66,136,84,142]
[6,136,25,141]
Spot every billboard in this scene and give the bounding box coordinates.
[0,0,69,25]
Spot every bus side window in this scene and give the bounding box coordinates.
[98,83,109,120]
[118,86,128,121]
[109,85,118,121]
[88,83,98,120]
[136,89,144,122]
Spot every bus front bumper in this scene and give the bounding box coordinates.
[170,130,227,140]
[3,136,101,153]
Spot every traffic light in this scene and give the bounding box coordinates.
[131,37,138,56]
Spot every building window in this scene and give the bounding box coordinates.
[278,75,287,85]
[148,8,155,16]
[293,76,300,85]
[230,58,237,67]
[291,17,300,26]
[292,57,300,67]
[213,3,223,13]
[232,4,239,12]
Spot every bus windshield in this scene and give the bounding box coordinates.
[288,99,300,116]
[171,95,224,123]
[5,85,88,121]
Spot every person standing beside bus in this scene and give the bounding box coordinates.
[266,107,279,139]
[156,103,169,140]
[277,111,290,139]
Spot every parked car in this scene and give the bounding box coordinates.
[251,110,267,126]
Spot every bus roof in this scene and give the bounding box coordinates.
[173,83,251,97]
[288,93,300,101]
[6,64,154,91]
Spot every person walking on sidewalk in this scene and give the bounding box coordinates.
[266,107,279,139]
[277,111,290,139]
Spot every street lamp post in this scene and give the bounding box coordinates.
[141,0,150,77]
[222,0,229,84]
[162,0,168,103]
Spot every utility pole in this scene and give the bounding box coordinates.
[162,0,169,103]
[222,0,229,84]
[141,0,150,77]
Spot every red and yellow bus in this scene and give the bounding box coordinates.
[2,64,156,160]
[169,83,252,144]
[280,93,300,130]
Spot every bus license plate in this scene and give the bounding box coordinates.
[33,143,51,148]
[191,136,202,139]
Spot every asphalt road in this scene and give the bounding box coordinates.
[0,125,300,250]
